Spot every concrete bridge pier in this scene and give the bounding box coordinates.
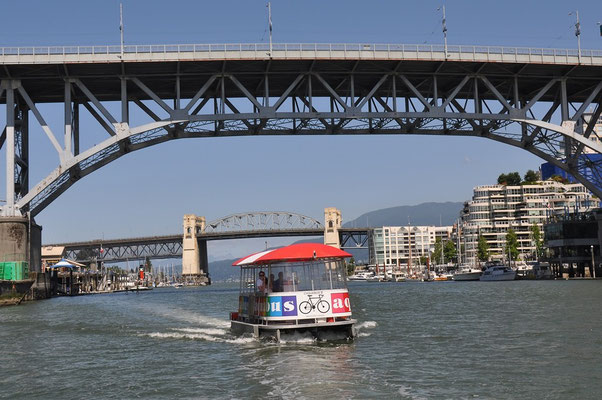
[324,207,342,249]
[0,216,42,272]
[182,214,210,284]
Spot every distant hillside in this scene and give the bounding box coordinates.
[209,258,239,282]
[344,202,464,228]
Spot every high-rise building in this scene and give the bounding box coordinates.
[373,225,453,267]
[461,180,597,264]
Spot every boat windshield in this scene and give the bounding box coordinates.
[239,258,347,293]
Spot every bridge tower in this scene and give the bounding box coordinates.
[324,207,342,249]
[182,214,209,283]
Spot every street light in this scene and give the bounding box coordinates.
[437,5,448,59]
[591,244,596,279]
[569,11,581,63]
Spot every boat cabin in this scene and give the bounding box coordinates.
[230,243,356,341]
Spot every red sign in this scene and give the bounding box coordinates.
[139,269,145,280]
[330,292,351,313]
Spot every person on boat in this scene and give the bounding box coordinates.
[273,272,284,292]
[268,273,275,293]
[256,271,266,293]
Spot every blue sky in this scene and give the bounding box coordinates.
[0,0,600,260]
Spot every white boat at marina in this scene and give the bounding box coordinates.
[366,274,387,282]
[348,271,375,281]
[479,265,516,281]
[531,262,553,280]
[390,271,406,282]
[453,266,482,281]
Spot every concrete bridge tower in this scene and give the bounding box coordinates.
[182,214,209,281]
[324,207,342,248]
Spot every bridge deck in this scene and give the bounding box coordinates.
[45,228,370,263]
[1,43,600,66]
[1,43,600,104]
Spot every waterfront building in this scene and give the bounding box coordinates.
[461,180,597,264]
[543,209,601,278]
[373,225,453,267]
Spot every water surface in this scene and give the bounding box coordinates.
[1,281,601,399]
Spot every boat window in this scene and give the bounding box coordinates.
[240,267,270,294]
[267,260,347,291]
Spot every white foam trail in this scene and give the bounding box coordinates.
[174,327,228,336]
[356,321,377,329]
[357,332,372,337]
[166,311,231,329]
[135,303,231,329]
[278,331,317,344]
[142,331,254,344]
[397,386,427,400]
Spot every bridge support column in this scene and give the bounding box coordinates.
[324,207,342,249]
[198,239,209,278]
[182,214,210,284]
[0,216,42,273]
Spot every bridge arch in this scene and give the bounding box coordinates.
[1,44,600,217]
[203,211,323,233]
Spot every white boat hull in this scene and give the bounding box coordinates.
[479,272,516,281]
[454,272,482,281]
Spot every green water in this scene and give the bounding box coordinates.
[1,280,601,399]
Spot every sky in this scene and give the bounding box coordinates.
[0,0,600,261]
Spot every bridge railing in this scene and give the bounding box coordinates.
[0,43,601,64]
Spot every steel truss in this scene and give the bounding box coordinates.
[1,55,601,217]
[205,211,323,232]
[62,235,183,263]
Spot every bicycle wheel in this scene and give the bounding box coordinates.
[299,301,312,314]
[317,300,330,313]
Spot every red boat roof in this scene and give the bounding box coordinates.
[232,243,352,266]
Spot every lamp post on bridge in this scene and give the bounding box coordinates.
[437,5,448,59]
[569,10,581,63]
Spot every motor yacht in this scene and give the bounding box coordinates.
[479,265,516,281]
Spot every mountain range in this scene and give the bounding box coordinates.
[343,202,464,227]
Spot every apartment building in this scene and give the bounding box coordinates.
[373,225,453,267]
[461,180,596,263]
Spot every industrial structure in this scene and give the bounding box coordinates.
[0,43,600,272]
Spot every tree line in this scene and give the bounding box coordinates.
[497,170,539,186]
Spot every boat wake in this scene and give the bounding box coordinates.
[354,320,378,337]
[142,327,255,344]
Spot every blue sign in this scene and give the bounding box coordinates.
[267,296,297,317]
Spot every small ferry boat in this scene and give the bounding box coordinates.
[479,265,516,281]
[230,243,356,341]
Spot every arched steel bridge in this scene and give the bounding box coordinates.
[46,211,370,263]
[1,43,601,217]
[204,211,323,232]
